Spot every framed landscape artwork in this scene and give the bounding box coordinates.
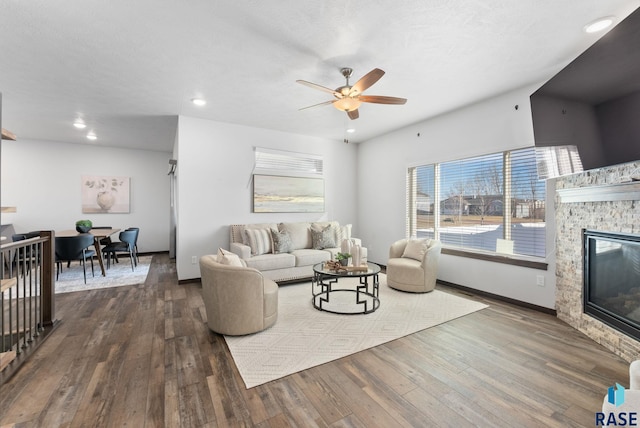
[253,174,324,213]
[81,175,131,213]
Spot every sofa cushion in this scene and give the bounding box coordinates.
[244,228,272,256]
[402,239,428,261]
[291,249,331,267]
[310,225,336,249]
[245,252,296,271]
[323,247,341,259]
[270,229,292,254]
[279,222,311,250]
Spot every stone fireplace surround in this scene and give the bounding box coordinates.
[555,160,640,362]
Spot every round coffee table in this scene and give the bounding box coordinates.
[312,262,381,314]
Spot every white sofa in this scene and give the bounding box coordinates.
[229,221,367,282]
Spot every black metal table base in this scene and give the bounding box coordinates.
[312,272,380,314]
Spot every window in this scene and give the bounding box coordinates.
[254,147,323,177]
[535,145,583,179]
[407,147,545,258]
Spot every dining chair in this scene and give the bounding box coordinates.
[126,227,140,263]
[11,231,41,276]
[55,234,96,284]
[102,230,137,271]
[109,227,139,265]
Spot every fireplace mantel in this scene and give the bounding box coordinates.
[557,181,640,203]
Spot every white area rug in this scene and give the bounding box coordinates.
[224,274,488,388]
[55,255,151,293]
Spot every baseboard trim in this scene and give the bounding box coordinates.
[371,260,555,315]
[437,279,556,315]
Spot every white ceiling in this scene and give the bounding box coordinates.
[1,1,638,152]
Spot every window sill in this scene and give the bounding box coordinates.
[441,247,548,270]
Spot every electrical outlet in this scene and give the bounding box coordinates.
[536,275,545,287]
[191,256,197,264]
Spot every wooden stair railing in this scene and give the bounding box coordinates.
[1,127,18,214]
[0,230,57,385]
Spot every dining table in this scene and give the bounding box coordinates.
[56,228,120,276]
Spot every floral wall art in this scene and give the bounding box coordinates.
[81,175,130,213]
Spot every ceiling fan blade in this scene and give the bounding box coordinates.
[347,109,359,120]
[299,100,336,110]
[350,68,385,95]
[296,80,339,96]
[359,95,407,105]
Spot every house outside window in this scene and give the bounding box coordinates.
[407,147,545,258]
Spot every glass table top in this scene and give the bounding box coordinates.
[313,261,381,277]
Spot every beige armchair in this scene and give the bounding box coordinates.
[386,239,442,293]
[199,255,278,336]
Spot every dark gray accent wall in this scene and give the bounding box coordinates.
[531,7,640,170]
[596,90,640,166]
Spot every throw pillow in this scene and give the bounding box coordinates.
[311,225,336,250]
[244,228,272,256]
[239,223,278,245]
[401,239,428,261]
[312,221,341,246]
[340,224,352,241]
[216,248,243,267]
[216,247,227,262]
[278,222,311,250]
[270,229,293,254]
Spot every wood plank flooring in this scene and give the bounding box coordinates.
[0,253,630,427]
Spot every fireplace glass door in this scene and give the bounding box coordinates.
[584,230,640,339]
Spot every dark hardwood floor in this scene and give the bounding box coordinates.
[0,253,630,427]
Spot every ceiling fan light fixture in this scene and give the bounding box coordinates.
[298,67,405,118]
[333,97,361,112]
[338,86,351,97]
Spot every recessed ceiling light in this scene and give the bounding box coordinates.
[86,132,97,141]
[346,128,356,133]
[191,98,207,106]
[73,120,86,129]
[584,16,615,33]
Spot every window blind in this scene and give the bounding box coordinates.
[535,145,583,179]
[254,147,323,177]
[408,147,545,258]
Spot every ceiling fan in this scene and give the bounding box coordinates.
[296,67,407,120]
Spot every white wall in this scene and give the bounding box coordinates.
[357,85,557,309]
[1,139,171,252]
[175,116,358,280]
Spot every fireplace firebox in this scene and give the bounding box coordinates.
[584,230,640,340]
